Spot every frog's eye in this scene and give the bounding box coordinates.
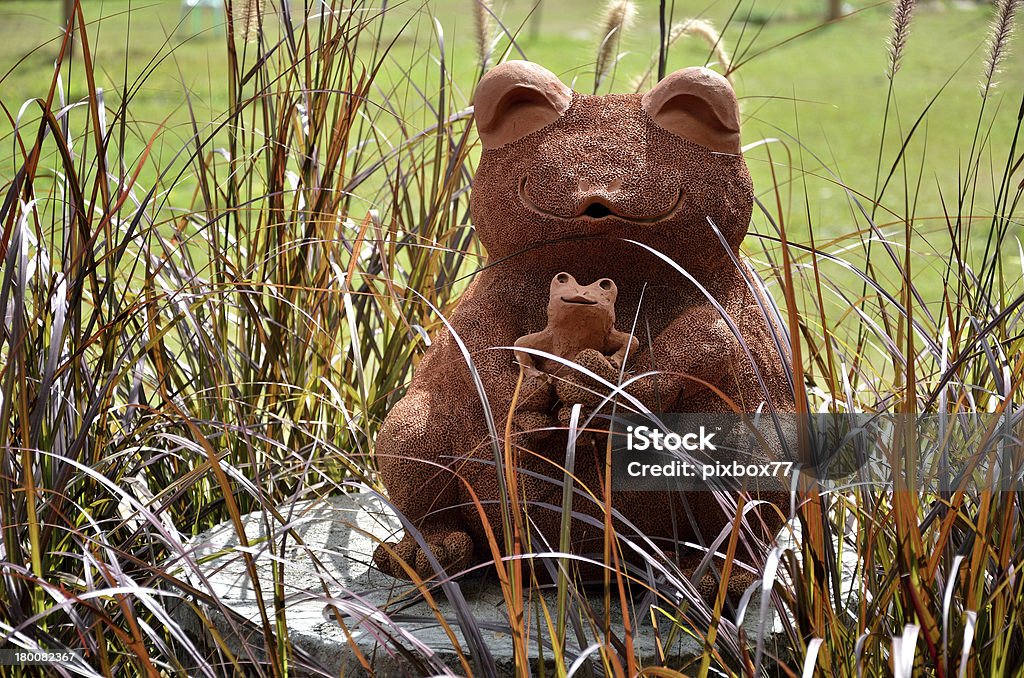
[474,61,572,150]
[598,279,613,291]
[641,67,741,154]
[555,272,571,284]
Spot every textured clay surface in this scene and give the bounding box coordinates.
[371,61,795,598]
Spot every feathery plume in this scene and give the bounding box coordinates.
[631,18,731,92]
[594,0,637,92]
[234,0,265,43]
[886,0,915,79]
[982,0,1021,96]
[473,0,493,70]
[675,18,731,74]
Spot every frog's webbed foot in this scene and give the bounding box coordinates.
[373,528,475,580]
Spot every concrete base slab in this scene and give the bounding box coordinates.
[173,493,781,676]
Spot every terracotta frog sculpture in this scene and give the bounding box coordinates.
[372,61,793,594]
[512,272,639,436]
[514,272,638,378]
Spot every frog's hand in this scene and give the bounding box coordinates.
[517,370,557,411]
[624,306,739,407]
[606,331,640,369]
[552,349,618,407]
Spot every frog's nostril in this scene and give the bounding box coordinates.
[583,203,612,219]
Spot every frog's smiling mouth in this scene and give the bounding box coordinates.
[561,295,598,305]
[518,176,684,223]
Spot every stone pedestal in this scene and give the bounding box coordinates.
[173,493,779,676]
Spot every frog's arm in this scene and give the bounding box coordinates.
[605,330,640,369]
[513,331,549,375]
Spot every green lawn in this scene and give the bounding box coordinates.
[1,0,1021,300]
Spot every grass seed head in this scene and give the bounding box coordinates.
[595,0,637,90]
[982,0,1021,95]
[235,0,265,42]
[473,0,492,69]
[886,0,915,78]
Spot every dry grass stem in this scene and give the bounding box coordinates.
[632,18,730,91]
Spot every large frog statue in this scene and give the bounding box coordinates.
[371,61,793,595]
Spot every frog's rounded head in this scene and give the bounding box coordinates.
[547,272,617,327]
[471,61,752,276]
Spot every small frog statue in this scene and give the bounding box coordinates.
[512,272,639,435]
[514,272,638,379]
